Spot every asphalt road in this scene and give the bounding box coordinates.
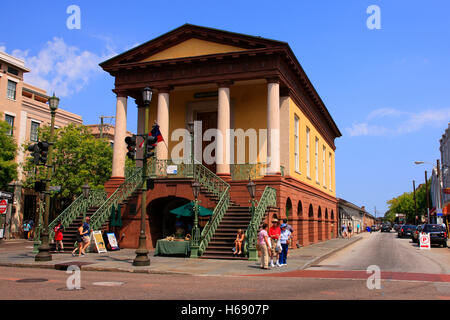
[307,230,450,274]
[0,231,449,300]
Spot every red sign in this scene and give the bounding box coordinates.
[444,188,450,194]
[0,199,7,214]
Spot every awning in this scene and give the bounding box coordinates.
[169,202,213,218]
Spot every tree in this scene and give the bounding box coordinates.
[0,117,18,190]
[386,182,430,223]
[23,124,113,217]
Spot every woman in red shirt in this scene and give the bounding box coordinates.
[54,222,64,252]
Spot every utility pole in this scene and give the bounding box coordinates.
[99,116,115,139]
[413,180,418,225]
[425,170,430,223]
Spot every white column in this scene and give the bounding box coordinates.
[267,80,280,175]
[156,89,170,160]
[216,83,231,176]
[111,94,128,177]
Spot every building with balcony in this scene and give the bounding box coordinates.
[0,51,83,238]
[99,25,342,258]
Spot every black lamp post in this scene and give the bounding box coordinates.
[35,93,59,262]
[133,87,152,266]
[190,181,201,258]
[247,178,256,215]
[188,122,194,178]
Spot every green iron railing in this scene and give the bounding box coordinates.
[90,167,143,231]
[46,189,108,242]
[244,186,277,261]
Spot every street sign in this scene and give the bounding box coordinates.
[444,188,450,194]
[49,186,61,192]
[0,191,13,199]
[0,199,8,215]
[437,213,443,217]
[419,233,431,250]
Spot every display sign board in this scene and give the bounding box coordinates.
[443,188,450,194]
[0,200,8,215]
[92,231,107,253]
[107,233,120,251]
[419,232,431,250]
[166,165,178,175]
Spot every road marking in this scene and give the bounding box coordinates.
[243,270,450,283]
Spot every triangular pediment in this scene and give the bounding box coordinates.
[100,24,286,67]
[139,38,248,62]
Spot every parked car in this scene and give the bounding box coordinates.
[393,224,400,232]
[421,224,447,247]
[412,225,424,243]
[381,224,391,232]
[371,225,378,232]
[398,225,416,238]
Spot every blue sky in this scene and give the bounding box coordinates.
[1,0,449,215]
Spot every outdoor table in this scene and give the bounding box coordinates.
[154,239,191,257]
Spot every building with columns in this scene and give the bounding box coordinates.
[100,25,341,256]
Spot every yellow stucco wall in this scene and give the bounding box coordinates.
[140,38,248,62]
[288,98,336,197]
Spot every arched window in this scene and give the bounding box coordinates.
[325,208,329,219]
[308,204,314,217]
[286,198,292,220]
[331,210,334,220]
[297,200,303,217]
[318,206,322,218]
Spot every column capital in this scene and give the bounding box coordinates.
[217,80,234,88]
[265,77,281,84]
[155,86,173,94]
[112,89,129,98]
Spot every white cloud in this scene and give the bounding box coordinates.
[6,37,115,97]
[346,108,450,137]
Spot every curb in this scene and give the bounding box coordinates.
[301,236,363,270]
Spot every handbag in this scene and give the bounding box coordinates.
[276,238,282,252]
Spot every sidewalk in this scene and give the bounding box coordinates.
[0,234,365,276]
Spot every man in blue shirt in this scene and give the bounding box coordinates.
[81,216,92,255]
[278,224,292,266]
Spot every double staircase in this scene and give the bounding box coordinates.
[43,161,278,260]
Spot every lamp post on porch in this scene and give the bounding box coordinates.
[190,181,201,258]
[35,93,59,262]
[246,177,259,261]
[188,122,194,179]
[133,87,152,267]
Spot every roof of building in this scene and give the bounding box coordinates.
[0,51,30,72]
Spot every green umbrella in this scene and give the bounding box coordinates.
[169,202,213,218]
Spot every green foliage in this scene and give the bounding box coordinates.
[0,117,18,189]
[385,182,430,223]
[23,124,113,200]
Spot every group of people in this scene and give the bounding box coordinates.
[48,216,92,256]
[22,219,35,239]
[258,217,293,269]
[341,223,354,238]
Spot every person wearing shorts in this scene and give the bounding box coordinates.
[81,216,92,254]
[268,218,281,267]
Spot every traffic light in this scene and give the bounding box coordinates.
[125,136,136,160]
[38,141,49,164]
[146,134,157,158]
[27,143,40,165]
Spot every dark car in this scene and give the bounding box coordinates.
[371,225,378,232]
[393,224,400,232]
[398,225,415,238]
[381,224,391,232]
[412,225,424,243]
[421,224,447,247]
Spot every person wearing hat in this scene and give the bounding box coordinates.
[279,223,292,266]
[268,217,281,267]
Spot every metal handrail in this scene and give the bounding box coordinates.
[244,187,277,257]
[90,167,143,231]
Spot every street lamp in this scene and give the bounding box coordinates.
[190,181,201,258]
[188,122,194,178]
[35,93,59,262]
[133,87,152,266]
[247,177,256,213]
[82,182,90,199]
